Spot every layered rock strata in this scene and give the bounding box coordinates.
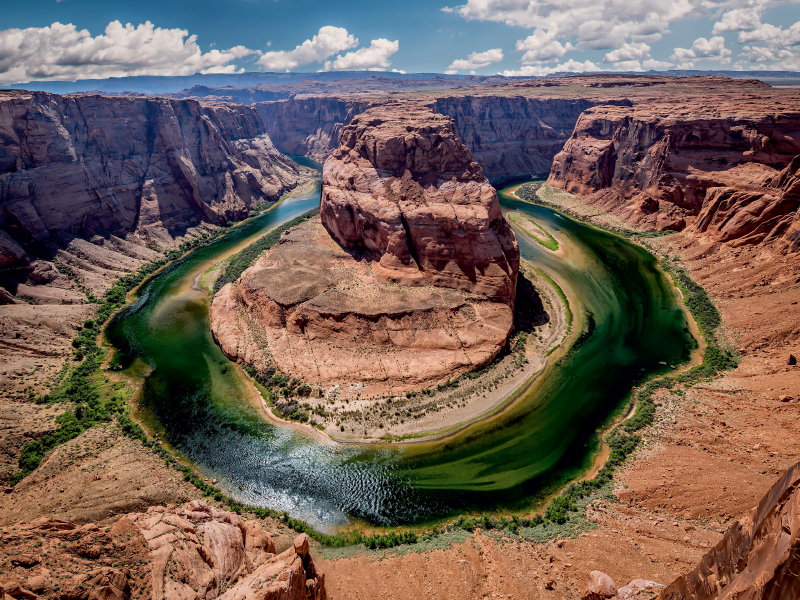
[547,98,800,237]
[211,220,515,396]
[212,106,519,395]
[256,94,630,183]
[0,90,313,269]
[657,459,800,600]
[0,501,326,600]
[320,105,519,305]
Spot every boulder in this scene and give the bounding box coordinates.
[583,571,618,600]
[788,354,797,366]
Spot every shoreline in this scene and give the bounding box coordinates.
[237,258,577,447]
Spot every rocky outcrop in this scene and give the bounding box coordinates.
[211,105,519,395]
[320,105,519,305]
[122,501,324,600]
[0,91,313,258]
[657,459,800,600]
[692,154,800,249]
[0,502,325,600]
[211,220,515,396]
[547,99,800,234]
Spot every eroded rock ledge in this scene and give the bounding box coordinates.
[211,105,520,397]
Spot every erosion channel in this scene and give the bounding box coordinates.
[104,180,695,532]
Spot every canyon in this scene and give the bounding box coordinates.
[1,73,800,600]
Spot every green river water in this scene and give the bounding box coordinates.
[105,181,694,532]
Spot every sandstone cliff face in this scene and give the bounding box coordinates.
[320,105,519,305]
[547,101,800,234]
[0,91,312,268]
[256,97,369,162]
[257,94,628,184]
[658,460,800,600]
[433,95,631,183]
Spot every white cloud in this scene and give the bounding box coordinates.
[322,39,400,71]
[516,29,573,63]
[603,42,650,63]
[441,6,456,12]
[712,7,763,34]
[257,26,357,71]
[446,47,504,72]
[502,58,601,76]
[0,20,259,84]
[670,36,731,68]
[642,58,675,68]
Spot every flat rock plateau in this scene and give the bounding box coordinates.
[1,73,800,600]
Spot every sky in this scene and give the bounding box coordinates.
[1,0,800,84]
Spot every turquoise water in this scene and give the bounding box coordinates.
[105,182,693,531]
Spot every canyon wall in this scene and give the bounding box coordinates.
[256,97,370,162]
[0,91,312,269]
[257,94,630,183]
[433,95,630,183]
[547,100,800,237]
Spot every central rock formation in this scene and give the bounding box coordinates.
[211,106,519,396]
[320,105,518,305]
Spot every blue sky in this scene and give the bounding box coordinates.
[2,0,800,84]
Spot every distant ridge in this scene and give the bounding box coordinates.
[4,69,800,95]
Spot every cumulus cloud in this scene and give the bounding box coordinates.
[448,0,700,50]
[257,26,357,70]
[712,7,764,34]
[603,41,651,64]
[322,39,400,71]
[0,20,258,84]
[515,29,572,63]
[445,47,504,72]
[670,36,731,68]
[502,58,601,76]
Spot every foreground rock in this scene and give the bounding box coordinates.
[657,459,800,600]
[0,501,326,600]
[212,105,519,397]
[547,92,800,238]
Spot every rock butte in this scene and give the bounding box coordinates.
[211,106,520,396]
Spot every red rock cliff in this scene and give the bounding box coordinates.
[547,96,800,237]
[320,104,519,306]
[0,91,312,267]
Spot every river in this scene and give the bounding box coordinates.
[105,181,694,532]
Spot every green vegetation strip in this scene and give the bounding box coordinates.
[212,208,319,294]
[508,213,559,251]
